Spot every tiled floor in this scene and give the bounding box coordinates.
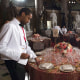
[0,60,28,80]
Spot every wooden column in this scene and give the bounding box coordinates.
[61,0,69,28]
[1,0,9,7]
[34,0,43,33]
[0,0,10,29]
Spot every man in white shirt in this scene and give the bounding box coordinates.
[62,26,67,34]
[53,26,63,43]
[54,26,63,35]
[0,8,37,80]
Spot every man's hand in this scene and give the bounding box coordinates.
[20,53,30,59]
[35,57,42,66]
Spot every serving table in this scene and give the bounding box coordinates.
[27,47,80,80]
[62,33,78,46]
[28,36,51,51]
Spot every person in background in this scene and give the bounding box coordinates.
[0,8,37,80]
[52,26,63,44]
[62,26,67,34]
[54,25,63,35]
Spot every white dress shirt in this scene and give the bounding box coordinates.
[62,28,67,34]
[54,26,63,35]
[0,18,37,65]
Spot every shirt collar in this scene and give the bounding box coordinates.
[13,18,20,25]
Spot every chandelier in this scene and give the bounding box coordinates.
[68,0,76,4]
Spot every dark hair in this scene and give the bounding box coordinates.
[19,8,32,16]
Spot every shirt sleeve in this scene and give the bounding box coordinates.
[0,23,22,61]
[24,29,37,59]
[26,41,37,59]
[66,28,67,33]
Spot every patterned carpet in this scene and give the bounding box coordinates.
[0,60,11,80]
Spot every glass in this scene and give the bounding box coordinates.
[53,53,62,65]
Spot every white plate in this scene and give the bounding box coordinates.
[59,64,75,72]
[28,58,36,63]
[36,52,43,56]
[39,63,54,70]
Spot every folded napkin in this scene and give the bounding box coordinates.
[62,65,73,71]
[40,63,53,69]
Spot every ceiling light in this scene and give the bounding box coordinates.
[16,0,25,2]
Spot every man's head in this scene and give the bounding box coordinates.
[18,8,32,25]
[63,26,66,28]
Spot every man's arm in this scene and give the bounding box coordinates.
[26,41,37,59]
[59,27,63,35]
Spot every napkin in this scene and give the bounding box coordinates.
[62,65,73,71]
[40,63,53,69]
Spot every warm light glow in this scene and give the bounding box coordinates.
[35,0,37,15]
[72,1,74,3]
[69,1,71,3]
[73,1,76,3]
[68,0,76,4]
[47,21,51,29]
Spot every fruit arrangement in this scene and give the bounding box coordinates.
[54,42,72,54]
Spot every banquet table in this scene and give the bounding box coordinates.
[62,33,78,46]
[28,36,51,51]
[27,47,80,80]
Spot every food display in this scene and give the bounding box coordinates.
[29,41,80,73]
[33,34,40,38]
[54,42,72,54]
